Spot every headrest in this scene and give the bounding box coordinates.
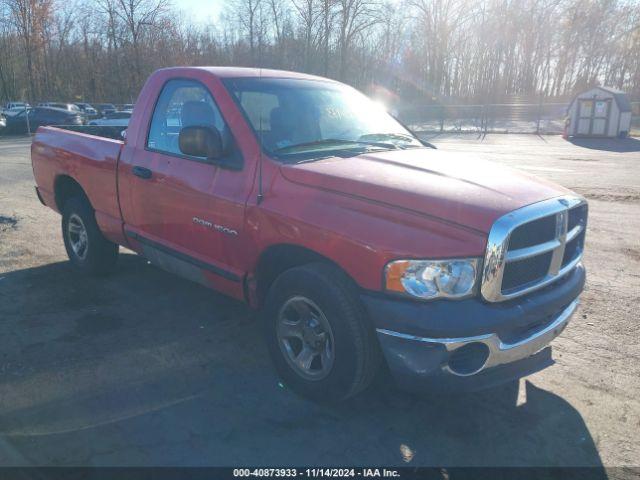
[181,101,216,127]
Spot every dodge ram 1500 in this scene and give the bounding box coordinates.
[31,67,587,401]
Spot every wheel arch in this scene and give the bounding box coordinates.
[54,175,90,212]
[253,243,356,308]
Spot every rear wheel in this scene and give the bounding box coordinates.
[62,196,118,275]
[264,263,380,402]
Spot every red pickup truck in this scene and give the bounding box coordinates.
[31,67,587,401]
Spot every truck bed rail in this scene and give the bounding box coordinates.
[56,124,126,141]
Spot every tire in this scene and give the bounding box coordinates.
[263,262,380,402]
[61,196,118,275]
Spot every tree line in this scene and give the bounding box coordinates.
[0,0,639,107]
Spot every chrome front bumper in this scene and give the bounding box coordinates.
[377,299,579,377]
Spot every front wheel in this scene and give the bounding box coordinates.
[263,263,380,402]
[62,196,119,275]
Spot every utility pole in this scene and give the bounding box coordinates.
[25,104,31,136]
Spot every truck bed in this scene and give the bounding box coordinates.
[31,126,125,242]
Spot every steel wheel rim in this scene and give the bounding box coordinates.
[276,295,335,381]
[67,214,88,260]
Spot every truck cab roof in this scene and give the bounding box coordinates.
[156,66,339,83]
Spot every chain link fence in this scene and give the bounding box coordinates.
[401,101,640,136]
[3,100,640,137]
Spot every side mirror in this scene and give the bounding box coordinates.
[179,125,223,160]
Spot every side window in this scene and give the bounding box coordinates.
[147,79,229,157]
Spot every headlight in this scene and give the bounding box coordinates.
[385,258,480,300]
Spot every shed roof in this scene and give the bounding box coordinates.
[569,86,632,113]
[597,86,626,95]
[595,86,632,112]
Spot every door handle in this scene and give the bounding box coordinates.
[132,166,152,179]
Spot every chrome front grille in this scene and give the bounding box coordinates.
[481,195,587,302]
[501,251,553,293]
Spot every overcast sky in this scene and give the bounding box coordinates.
[176,0,226,24]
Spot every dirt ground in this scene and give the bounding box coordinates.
[0,134,638,470]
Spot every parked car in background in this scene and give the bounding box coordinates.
[117,104,135,112]
[88,111,131,126]
[5,107,84,134]
[94,103,117,116]
[75,103,99,118]
[38,102,82,112]
[3,101,30,115]
[38,103,87,123]
[0,112,6,132]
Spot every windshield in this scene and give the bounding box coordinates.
[223,77,422,160]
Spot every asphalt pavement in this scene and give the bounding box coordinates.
[1,134,639,469]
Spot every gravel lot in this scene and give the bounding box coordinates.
[0,134,639,470]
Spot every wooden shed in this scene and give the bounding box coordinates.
[567,87,632,138]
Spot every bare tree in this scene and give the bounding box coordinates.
[0,0,639,105]
[5,0,54,101]
[320,0,335,75]
[227,0,265,64]
[292,0,320,70]
[112,0,169,86]
[336,0,380,80]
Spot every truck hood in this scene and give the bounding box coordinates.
[279,148,570,233]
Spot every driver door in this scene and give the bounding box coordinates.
[118,78,246,297]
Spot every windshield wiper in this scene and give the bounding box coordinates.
[363,132,415,140]
[274,138,399,154]
[358,132,422,146]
